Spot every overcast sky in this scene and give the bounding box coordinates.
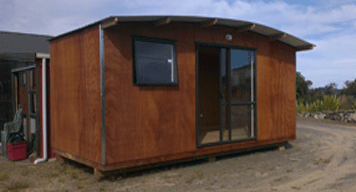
[1,0,355,88]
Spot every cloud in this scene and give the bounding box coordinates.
[297,30,356,88]
[2,0,356,37]
[1,0,355,88]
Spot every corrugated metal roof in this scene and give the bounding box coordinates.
[0,31,52,54]
[52,15,315,51]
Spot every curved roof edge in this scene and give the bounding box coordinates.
[51,15,315,51]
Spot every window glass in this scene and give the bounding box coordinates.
[133,37,178,85]
[230,49,253,103]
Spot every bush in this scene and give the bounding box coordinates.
[321,95,339,111]
[339,95,356,110]
[296,94,340,113]
[296,101,305,113]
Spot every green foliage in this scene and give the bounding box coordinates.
[339,95,356,110]
[296,95,340,113]
[295,72,356,113]
[296,101,305,113]
[296,72,312,102]
[321,95,339,111]
[350,96,356,110]
[341,79,356,96]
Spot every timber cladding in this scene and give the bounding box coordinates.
[50,20,297,170]
[50,25,102,164]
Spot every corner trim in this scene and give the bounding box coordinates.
[99,24,106,166]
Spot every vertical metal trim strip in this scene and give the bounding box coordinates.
[227,49,232,141]
[250,52,254,137]
[253,51,257,139]
[99,25,106,166]
[195,43,200,147]
[219,48,223,142]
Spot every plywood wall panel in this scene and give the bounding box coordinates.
[104,23,197,164]
[104,23,296,165]
[50,25,101,164]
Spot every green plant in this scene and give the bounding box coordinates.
[311,99,324,112]
[296,102,305,113]
[322,95,340,111]
[350,96,356,109]
[197,172,204,180]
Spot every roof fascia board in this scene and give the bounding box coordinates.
[36,53,50,59]
[50,16,314,50]
[296,44,316,51]
[235,23,256,32]
[101,17,118,29]
[200,19,218,28]
[155,17,171,27]
[268,33,287,41]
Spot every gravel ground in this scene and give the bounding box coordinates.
[1,117,356,192]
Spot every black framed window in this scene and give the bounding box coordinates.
[132,36,178,86]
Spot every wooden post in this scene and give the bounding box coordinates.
[26,70,31,142]
[14,74,18,111]
[35,66,41,156]
[94,168,105,179]
[11,73,15,117]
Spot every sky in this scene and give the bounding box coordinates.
[1,0,355,88]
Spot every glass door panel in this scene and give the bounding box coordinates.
[230,105,251,140]
[197,44,256,146]
[230,49,252,103]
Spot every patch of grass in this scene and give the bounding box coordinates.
[6,180,30,191]
[20,169,31,176]
[58,177,66,183]
[99,187,106,191]
[71,172,79,180]
[0,174,9,181]
[77,182,84,190]
[197,172,204,180]
[313,158,331,165]
[291,186,301,190]
[185,175,196,184]
[39,167,61,178]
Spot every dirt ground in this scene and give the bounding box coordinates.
[1,117,356,192]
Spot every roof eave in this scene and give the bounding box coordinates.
[50,15,314,51]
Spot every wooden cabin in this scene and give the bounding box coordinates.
[50,16,314,175]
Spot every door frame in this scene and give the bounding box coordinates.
[195,42,257,147]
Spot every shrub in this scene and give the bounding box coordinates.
[322,95,339,111]
[296,94,340,113]
[296,102,305,113]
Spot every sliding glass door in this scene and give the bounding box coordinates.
[197,44,256,146]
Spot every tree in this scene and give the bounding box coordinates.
[341,79,356,96]
[323,82,338,95]
[296,72,312,102]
